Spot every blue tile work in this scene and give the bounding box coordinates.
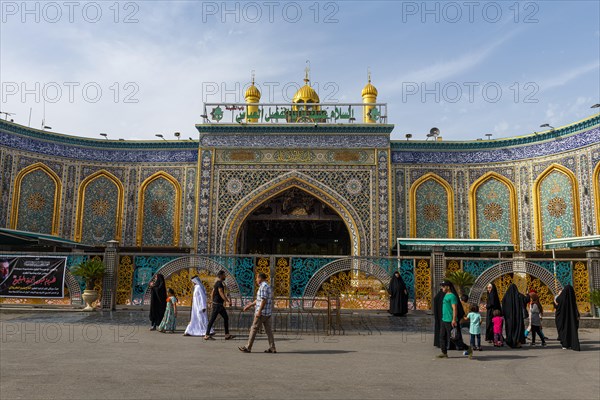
[456,170,467,238]
[537,261,573,288]
[415,179,450,238]
[15,169,57,234]
[61,165,76,238]
[395,169,406,238]
[131,256,180,305]
[0,130,197,163]
[140,177,178,246]
[464,260,497,278]
[519,166,533,250]
[539,170,577,244]
[201,134,390,149]
[475,178,513,243]
[392,127,600,164]
[579,154,593,235]
[290,257,336,297]
[209,256,255,297]
[0,154,12,227]
[183,168,196,247]
[124,169,138,246]
[80,176,120,245]
[377,150,390,255]
[373,258,415,299]
[197,150,213,254]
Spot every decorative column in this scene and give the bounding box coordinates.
[101,240,119,310]
[587,249,600,317]
[431,247,445,291]
[512,252,528,294]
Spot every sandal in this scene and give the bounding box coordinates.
[238,346,251,353]
[225,335,236,340]
[264,348,277,353]
[203,335,215,341]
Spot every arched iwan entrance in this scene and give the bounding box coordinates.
[142,256,241,305]
[302,258,390,298]
[468,260,563,307]
[221,172,366,256]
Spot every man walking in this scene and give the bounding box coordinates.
[204,270,235,340]
[437,280,472,359]
[239,273,276,353]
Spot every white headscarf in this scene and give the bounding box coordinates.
[192,277,207,310]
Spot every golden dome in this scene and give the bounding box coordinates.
[244,71,261,101]
[244,80,261,100]
[293,82,320,103]
[293,66,320,104]
[361,80,378,97]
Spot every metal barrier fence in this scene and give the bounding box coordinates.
[0,251,597,315]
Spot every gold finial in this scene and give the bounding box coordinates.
[251,70,255,85]
[304,60,310,84]
[367,67,371,83]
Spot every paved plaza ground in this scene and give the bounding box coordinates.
[1,310,599,400]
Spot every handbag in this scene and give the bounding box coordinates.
[450,327,459,341]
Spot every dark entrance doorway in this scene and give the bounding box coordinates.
[237,188,350,255]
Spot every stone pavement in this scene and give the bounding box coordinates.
[1,311,599,400]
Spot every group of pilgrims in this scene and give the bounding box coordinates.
[148,274,213,336]
[148,270,582,354]
[429,280,582,355]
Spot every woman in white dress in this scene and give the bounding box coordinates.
[183,276,214,336]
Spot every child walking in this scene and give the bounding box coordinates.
[158,288,178,333]
[492,309,504,347]
[529,293,546,347]
[463,304,482,351]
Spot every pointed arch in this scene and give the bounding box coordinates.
[74,170,125,244]
[533,163,581,250]
[10,162,62,235]
[221,171,366,256]
[409,173,454,238]
[136,172,182,247]
[594,161,600,234]
[469,172,519,249]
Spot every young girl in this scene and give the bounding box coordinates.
[529,293,546,346]
[492,309,504,347]
[463,304,482,351]
[158,288,178,333]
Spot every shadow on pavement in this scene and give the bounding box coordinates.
[279,350,357,354]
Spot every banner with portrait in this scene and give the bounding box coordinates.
[0,256,67,298]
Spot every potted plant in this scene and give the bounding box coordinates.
[445,270,476,298]
[71,259,105,311]
[590,289,600,318]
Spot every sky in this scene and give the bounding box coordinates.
[1,0,599,141]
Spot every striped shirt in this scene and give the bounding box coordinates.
[255,281,273,316]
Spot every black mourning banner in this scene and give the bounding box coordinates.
[0,256,67,298]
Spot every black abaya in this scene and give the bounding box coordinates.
[433,283,463,350]
[501,284,525,348]
[389,274,408,316]
[485,283,502,342]
[555,285,580,351]
[433,288,445,348]
[149,274,167,326]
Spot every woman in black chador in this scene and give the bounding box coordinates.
[555,285,580,351]
[485,283,502,342]
[433,282,466,350]
[149,273,167,331]
[432,287,445,348]
[388,271,409,316]
[501,284,526,348]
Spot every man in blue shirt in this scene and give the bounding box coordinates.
[437,281,472,359]
[239,273,276,353]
